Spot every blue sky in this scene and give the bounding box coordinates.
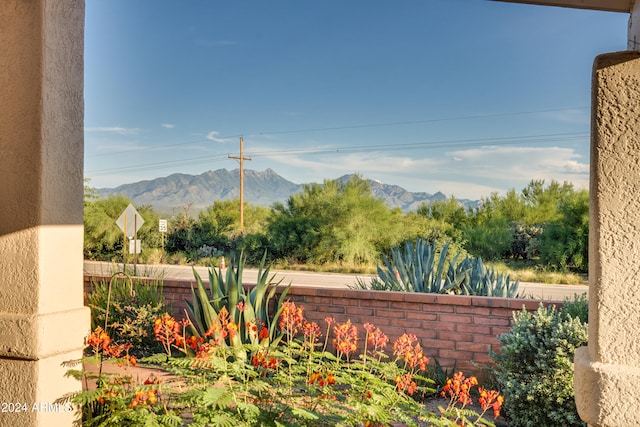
[84,1,628,200]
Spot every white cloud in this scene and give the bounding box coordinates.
[206,131,230,143]
[85,126,140,135]
[161,123,175,129]
[444,145,589,192]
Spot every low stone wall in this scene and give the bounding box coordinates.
[84,275,561,374]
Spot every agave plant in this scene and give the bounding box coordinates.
[376,239,455,293]
[373,238,524,298]
[185,251,291,355]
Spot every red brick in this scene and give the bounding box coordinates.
[509,299,544,311]
[436,323,456,333]
[378,326,413,338]
[313,305,345,314]
[366,300,390,309]
[471,352,495,365]
[438,349,472,361]
[305,296,332,305]
[439,313,473,324]
[456,306,491,316]
[412,329,437,340]
[432,294,471,306]
[391,301,423,310]
[423,339,455,350]
[422,304,455,313]
[364,316,392,328]
[456,342,491,353]
[431,358,456,371]
[473,334,501,345]
[368,317,391,327]
[455,324,490,335]
[372,291,406,302]
[472,296,510,309]
[316,288,344,297]
[346,307,374,317]
[375,308,406,319]
[390,318,424,328]
[454,360,476,373]
[473,316,510,327]
[407,312,438,321]
[491,327,511,337]
[288,287,317,297]
[331,297,360,306]
[449,333,473,343]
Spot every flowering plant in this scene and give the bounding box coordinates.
[62,301,504,427]
[438,371,504,426]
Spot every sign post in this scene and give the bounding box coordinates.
[159,219,168,262]
[116,204,145,274]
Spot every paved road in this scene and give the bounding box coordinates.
[84,260,588,301]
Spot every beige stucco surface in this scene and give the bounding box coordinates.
[0,1,89,426]
[574,51,640,427]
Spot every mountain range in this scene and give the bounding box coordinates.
[98,168,478,213]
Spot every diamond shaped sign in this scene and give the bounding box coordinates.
[116,204,144,238]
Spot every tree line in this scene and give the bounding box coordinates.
[84,175,589,273]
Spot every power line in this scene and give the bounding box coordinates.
[85,106,588,159]
[86,131,588,177]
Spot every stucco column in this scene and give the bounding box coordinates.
[0,1,89,426]
[574,51,640,427]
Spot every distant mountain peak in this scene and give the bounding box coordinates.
[98,169,478,214]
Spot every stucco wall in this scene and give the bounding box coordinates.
[0,1,88,426]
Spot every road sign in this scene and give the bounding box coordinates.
[116,204,145,238]
[159,219,168,233]
[129,239,142,254]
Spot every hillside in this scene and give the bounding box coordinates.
[98,168,477,213]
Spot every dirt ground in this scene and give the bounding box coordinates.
[421,395,510,426]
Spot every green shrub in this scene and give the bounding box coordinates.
[86,274,166,357]
[561,293,589,324]
[492,304,588,427]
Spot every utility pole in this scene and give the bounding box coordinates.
[228,136,252,230]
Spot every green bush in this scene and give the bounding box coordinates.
[492,304,588,427]
[86,274,167,357]
[561,293,589,324]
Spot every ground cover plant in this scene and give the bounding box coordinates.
[66,254,506,426]
[61,303,505,426]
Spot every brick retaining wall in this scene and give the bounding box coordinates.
[84,275,561,374]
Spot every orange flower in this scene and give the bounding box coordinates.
[441,372,478,406]
[392,333,429,371]
[303,321,322,348]
[478,387,504,419]
[86,327,112,353]
[308,371,336,387]
[129,389,159,408]
[258,322,269,341]
[395,373,418,395]
[364,323,389,353]
[252,349,280,372]
[279,301,305,337]
[332,319,359,359]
